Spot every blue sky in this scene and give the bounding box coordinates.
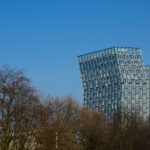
[0,0,150,102]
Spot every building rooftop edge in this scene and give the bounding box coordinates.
[78,46,141,58]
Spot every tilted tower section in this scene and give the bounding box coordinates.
[78,47,150,120]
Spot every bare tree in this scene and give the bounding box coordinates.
[34,96,79,150]
[75,108,110,150]
[0,65,40,150]
[110,111,150,150]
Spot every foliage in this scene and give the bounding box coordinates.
[0,65,150,150]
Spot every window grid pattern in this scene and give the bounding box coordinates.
[78,47,150,120]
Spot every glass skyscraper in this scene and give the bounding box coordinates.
[78,47,150,120]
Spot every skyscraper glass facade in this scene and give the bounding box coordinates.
[78,47,150,120]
